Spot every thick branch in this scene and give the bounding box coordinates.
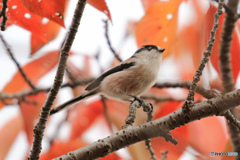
[28,0,88,159]
[54,89,240,160]
[219,0,240,158]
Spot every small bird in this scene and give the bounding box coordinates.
[50,45,165,115]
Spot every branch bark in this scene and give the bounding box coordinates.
[53,88,240,160]
[184,0,224,111]
[218,0,240,158]
[28,0,88,159]
[0,0,8,31]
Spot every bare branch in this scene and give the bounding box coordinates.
[0,0,8,31]
[153,81,217,99]
[141,94,184,102]
[53,89,240,160]
[0,34,36,90]
[153,82,240,130]
[219,0,238,94]
[224,110,240,131]
[28,0,88,159]
[145,109,157,160]
[159,150,168,160]
[183,0,224,112]
[122,100,139,129]
[103,19,122,62]
[101,96,113,132]
[219,0,240,157]
[145,139,158,160]
[0,78,94,101]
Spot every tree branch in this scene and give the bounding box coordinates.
[0,78,93,101]
[53,88,240,159]
[154,82,240,131]
[219,0,238,94]
[103,20,122,62]
[218,0,240,158]
[0,0,8,31]
[141,94,184,102]
[28,0,88,159]
[184,0,224,111]
[0,34,36,90]
[153,81,217,99]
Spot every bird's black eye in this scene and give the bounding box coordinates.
[147,46,153,51]
[143,45,157,51]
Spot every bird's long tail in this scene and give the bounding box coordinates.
[50,90,98,115]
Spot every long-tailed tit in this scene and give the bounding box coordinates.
[50,45,165,115]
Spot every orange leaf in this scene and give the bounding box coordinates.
[207,5,240,83]
[67,56,92,96]
[0,0,48,42]
[141,0,158,10]
[19,92,47,144]
[135,0,182,58]
[88,0,112,22]
[69,100,104,139]
[152,101,190,159]
[0,115,23,160]
[69,99,129,140]
[0,0,65,54]
[31,20,61,54]
[0,51,59,108]
[40,140,88,160]
[20,0,67,27]
[221,138,234,160]
[188,116,228,159]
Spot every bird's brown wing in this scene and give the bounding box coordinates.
[85,61,136,91]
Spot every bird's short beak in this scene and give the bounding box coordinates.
[159,48,165,52]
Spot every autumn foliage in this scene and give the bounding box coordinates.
[0,0,239,159]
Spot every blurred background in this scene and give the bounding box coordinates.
[0,0,239,159]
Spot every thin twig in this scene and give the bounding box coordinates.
[145,110,157,160]
[183,0,224,112]
[0,0,8,31]
[66,68,79,83]
[159,150,168,160]
[141,94,184,102]
[0,80,215,105]
[0,34,36,90]
[49,114,68,145]
[123,99,159,159]
[145,139,158,160]
[103,19,122,62]
[28,0,88,159]
[122,100,138,129]
[224,110,240,131]
[101,96,113,132]
[0,78,94,100]
[153,81,217,99]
